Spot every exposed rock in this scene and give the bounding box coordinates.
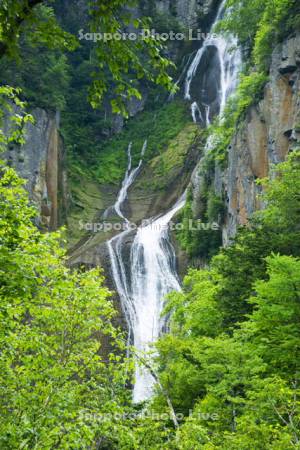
[155,0,220,29]
[278,34,300,74]
[222,33,300,243]
[4,108,67,230]
[127,123,199,224]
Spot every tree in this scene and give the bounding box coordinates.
[0,162,139,448]
[0,0,175,114]
[219,0,300,69]
[0,90,139,449]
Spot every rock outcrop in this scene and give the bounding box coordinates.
[222,33,300,242]
[5,108,67,230]
[155,0,220,29]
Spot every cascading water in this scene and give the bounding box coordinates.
[107,0,242,403]
[107,140,186,402]
[205,104,211,126]
[191,101,203,123]
[107,141,147,331]
[130,194,186,402]
[185,0,241,120]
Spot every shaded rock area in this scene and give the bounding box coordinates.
[4,108,67,230]
[156,0,220,29]
[189,45,221,121]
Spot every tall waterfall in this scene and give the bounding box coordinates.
[130,194,185,402]
[107,141,185,402]
[107,0,241,403]
[107,141,147,330]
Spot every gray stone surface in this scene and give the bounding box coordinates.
[4,107,67,230]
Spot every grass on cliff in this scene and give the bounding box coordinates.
[79,99,192,185]
[137,122,198,191]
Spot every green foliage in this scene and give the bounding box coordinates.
[176,189,222,260]
[0,2,77,58]
[0,0,176,114]
[206,192,225,223]
[219,0,299,70]
[86,0,175,114]
[212,151,300,326]
[0,95,138,449]
[252,0,292,68]
[0,86,34,151]
[0,44,71,111]
[0,164,140,449]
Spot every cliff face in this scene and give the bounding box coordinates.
[155,0,219,28]
[220,33,300,243]
[5,108,67,230]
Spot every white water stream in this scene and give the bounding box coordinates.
[107,0,242,403]
[185,0,241,119]
[130,194,186,402]
[107,140,185,402]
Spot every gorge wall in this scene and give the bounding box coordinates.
[222,32,300,242]
[188,32,300,254]
[4,108,68,230]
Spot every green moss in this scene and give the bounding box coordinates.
[91,100,191,185]
[67,175,103,248]
[147,122,198,189]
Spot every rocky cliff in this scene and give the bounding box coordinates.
[5,108,68,230]
[189,32,300,250]
[221,33,300,242]
[155,0,219,29]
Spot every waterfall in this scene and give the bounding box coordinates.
[130,194,186,402]
[107,140,186,402]
[191,101,203,123]
[104,141,147,221]
[107,0,242,403]
[205,104,211,126]
[185,0,241,120]
[107,141,147,331]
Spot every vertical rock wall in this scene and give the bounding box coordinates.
[155,0,219,29]
[5,108,67,230]
[221,33,300,242]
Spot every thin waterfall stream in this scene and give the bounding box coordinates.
[107,0,242,403]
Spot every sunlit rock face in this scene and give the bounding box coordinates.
[222,33,300,243]
[4,108,67,230]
